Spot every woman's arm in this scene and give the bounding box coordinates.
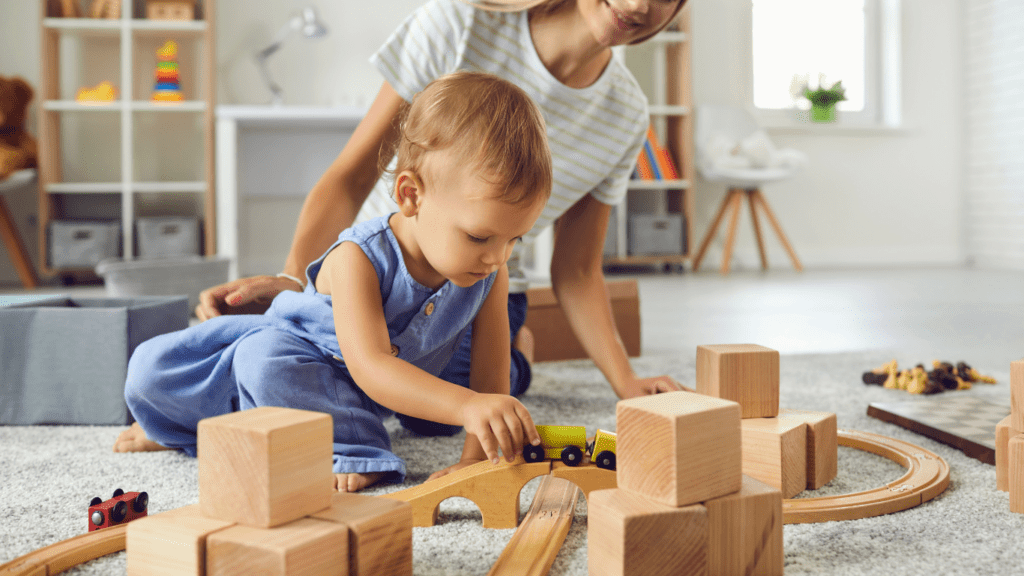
[194,82,406,321]
[550,194,685,399]
[322,243,538,464]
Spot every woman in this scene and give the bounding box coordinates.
[196,0,688,408]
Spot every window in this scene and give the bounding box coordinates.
[749,0,901,127]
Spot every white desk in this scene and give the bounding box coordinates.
[215,105,366,280]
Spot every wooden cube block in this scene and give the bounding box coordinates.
[617,391,742,507]
[1010,434,1024,514]
[1012,359,1024,432]
[741,417,808,499]
[697,344,780,418]
[199,407,334,528]
[206,518,347,576]
[997,415,1012,492]
[311,492,413,576]
[126,511,235,575]
[588,488,708,576]
[779,409,838,489]
[705,475,783,576]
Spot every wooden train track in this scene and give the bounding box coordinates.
[487,475,581,576]
[782,429,950,524]
[0,429,950,575]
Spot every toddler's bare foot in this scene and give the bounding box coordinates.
[113,423,172,453]
[334,472,385,493]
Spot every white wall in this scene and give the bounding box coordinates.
[687,0,966,270]
[0,0,971,285]
[964,0,1024,269]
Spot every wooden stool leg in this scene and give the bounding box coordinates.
[752,190,803,271]
[0,196,39,288]
[719,189,743,275]
[747,189,768,271]
[692,189,739,272]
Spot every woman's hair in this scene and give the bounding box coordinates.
[463,0,687,44]
[389,71,552,205]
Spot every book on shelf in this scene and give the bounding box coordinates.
[632,124,681,181]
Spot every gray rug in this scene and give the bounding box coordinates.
[2,351,1022,575]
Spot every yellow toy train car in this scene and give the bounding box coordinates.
[522,425,617,470]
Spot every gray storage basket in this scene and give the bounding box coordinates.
[96,256,230,312]
[49,220,121,268]
[136,217,200,259]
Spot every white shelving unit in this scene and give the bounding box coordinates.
[605,7,695,271]
[37,0,215,276]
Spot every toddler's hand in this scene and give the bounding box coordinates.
[460,394,540,465]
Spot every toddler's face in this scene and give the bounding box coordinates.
[412,153,546,289]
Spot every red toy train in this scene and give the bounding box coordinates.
[88,489,148,532]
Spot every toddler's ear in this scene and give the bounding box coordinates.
[393,170,424,216]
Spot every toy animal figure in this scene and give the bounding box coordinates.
[0,76,38,182]
[88,488,148,531]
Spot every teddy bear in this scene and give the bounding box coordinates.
[0,76,39,182]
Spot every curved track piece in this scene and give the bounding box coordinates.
[487,475,580,576]
[0,524,126,576]
[783,429,950,524]
[549,462,617,499]
[381,457,552,528]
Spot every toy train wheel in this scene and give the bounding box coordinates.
[110,501,128,523]
[594,450,616,471]
[523,444,545,463]
[132,492,149,513]
[112,488,124,498]
[560,445,584,466]
[90,510,105,527]
[89,497,103,507]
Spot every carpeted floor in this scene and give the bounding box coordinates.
[1,351,1022,575]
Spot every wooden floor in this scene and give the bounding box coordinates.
[620,266,1024,371]
[3,265,1022,371]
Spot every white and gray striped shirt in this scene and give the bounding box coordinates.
[359,0,649,292]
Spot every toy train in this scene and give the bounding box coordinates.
[88,488,148,532]
[522,426,617,470]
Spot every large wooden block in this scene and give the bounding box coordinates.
[1010,434,1024,514]
[311,492,413,576]
[206,518,348,576]
[997,415,1012,492]
[588,488,708,576]
[524,280,640,362]
[126,510,235,575]
[705,475,783,576]
[779,409,838,489]
[1012,360,1024,432]
[617,391,742,507]
[741,417,808,499]
[199,407,334,528]
[697,344,780,418]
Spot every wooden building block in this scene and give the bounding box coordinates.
[588,488,708,576]
[126,512,234,575]
[311,492,412,576]
[206,518,347,576]
[198,407,333,528]
[697,344,780,418]
[1012,359,1024,432]
[1010,434,1024,514]
[524,280,640,362]
[741,417,808,499]
[997,415,1012,492]
[617,391,742,507]
[779,409,838,489]
[705,475,783,576]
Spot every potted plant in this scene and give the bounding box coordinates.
[800,78,847,123]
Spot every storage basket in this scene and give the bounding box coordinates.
[95,256,230,312]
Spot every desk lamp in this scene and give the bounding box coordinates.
[254,6,329,106]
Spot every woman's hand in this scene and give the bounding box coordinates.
[615,375,691,399]
[460,394,541,465]
[428,458,487,481]
[194,275,302,321]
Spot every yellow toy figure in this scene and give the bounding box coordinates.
[152,40,183,103]
[76,81,117,103]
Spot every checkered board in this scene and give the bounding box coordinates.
[867,394,1010,465]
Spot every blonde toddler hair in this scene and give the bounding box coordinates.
[391,71,552,206]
